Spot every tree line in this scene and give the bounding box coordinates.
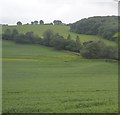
[70,16,119,42]
[2,29,118,60]
[16,20,64,25]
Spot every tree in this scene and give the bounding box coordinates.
[12,29,19,40]
[81,41,118,59]
[31,22,34,25]
[81,41,104,59]
[75,36,81,52]
[17,21,22,25]
[102,46,118,59]
[12,31,41,44]
[34,21,38,25]
[53,20,62,25]
[65,39,77,52]
[42,29,54,46]
[50,33,65,50]
[24,32,41,44]
[16,34,32,44]
[25,32,35,44]
[39,20,44,24]
[2,29,12,40]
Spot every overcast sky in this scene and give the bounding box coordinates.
[0,0,118,25]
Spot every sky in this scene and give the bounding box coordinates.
[0,0,118,25]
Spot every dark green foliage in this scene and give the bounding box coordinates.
[14,32,41,44]
[2,29,12,40]
[98,24,118,41]
[42,29,54,46]
[26,32,36,43]
[2,29,41,44]
[81,41,103,59]
[53,20,62,25]
[65,35,81,52]
[39,20,44,24]
[70,16,118,41]
[83,41,93,46]
[102,46,118,59]
[65,39,77,52]
[31,21,34,25]
[17,21,22,25]
[14,34,31,44]
[2,29,18,40]
[44,23,53,25]
[81,41,118,59]
[12,29,19,38]
[75,36,81,52]
[34,20,38,25]
[25,32,41,44]
[50,33,65,50]
[42,31,81,51]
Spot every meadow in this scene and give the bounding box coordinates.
[2,25,117,46]
[2,40,118,113]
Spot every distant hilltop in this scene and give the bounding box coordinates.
[70,16,119,41]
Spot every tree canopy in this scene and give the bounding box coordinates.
[17,21,22,25]
[70,16,118,41]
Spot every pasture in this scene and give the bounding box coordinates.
[2,25,116,46]
[2,40,118,113]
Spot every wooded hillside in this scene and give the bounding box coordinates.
[70,16,118,41]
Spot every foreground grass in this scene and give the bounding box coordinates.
[2,40,118,113]
[2,25,116,46]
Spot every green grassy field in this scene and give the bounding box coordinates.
[2,40,118,113]
[2,25,116,46]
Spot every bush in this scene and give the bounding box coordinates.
[14,34,31,44]
[41,29,54,46]
[50,33,65,50]
[81,41,103,59]
[81,41,118,60]
[2,29,12,40]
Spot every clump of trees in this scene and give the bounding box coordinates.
[34,20,38,25]
[2,29,82,53]
[31,20,44,25]
[2,29,41,44]
[41,29,81,52]
[16,20,65,25]
[81,41,118,60]
[2,29,118,60]
[70,16,118,41]
[53,20,62,25]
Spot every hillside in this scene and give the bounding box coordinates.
[70,16,118,41]
[3,40,78,62]
[2,40,118,113]
[2,25,116,46]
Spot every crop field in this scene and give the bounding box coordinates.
[2,40,118,113]
[2,25,116,46]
